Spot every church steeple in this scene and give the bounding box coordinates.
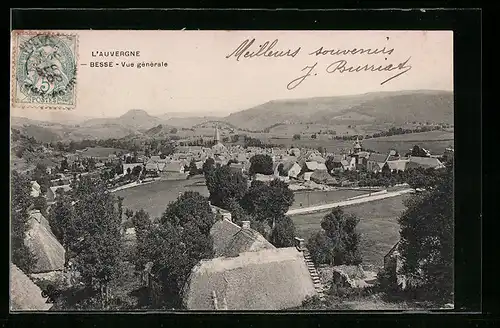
[353,136,362,153]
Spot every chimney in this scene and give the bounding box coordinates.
[241,221,251,229]
[294,237,305,251]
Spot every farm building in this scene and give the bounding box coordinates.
[46,185,72,202]
[24,210,65,274]
[407,156,445,170]
[10,263,52,311]
[182,247,317,310]
[366,153,389,173]
[30,181,41,198]
[384,160,409,172]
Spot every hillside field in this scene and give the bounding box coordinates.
[290,194,409,268]
[263,130,454,155]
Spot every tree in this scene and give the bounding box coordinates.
[325,156,336,172]
[132,209,151,237]
[11,170,37,273]
[141,192,215,308]
[307,231,335,265]
[249,154,274,176]
[317,146,325,154]
[225,197,251,227]
[410,145,429,157]
[277,163,286,177]
[242,179,294,228]
[398,162,453,303]
[170,128,178,134]
[70,177,123,308]
[405,167,445,189]
[33,196,48,217]
[320,207,362,265]
[270,216,296,248]
[48,193,74,248]
[188,160,199,176]
[202,158,215,177]
[161,191,215,235]
[205,165,248,209]
[311,134,317,139]
[60,158,69,171]
[132,165,142,178]
[33,163,51,194]
[293,134,301,140]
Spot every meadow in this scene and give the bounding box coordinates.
[290,194,409,268]
[115,176,209,220]
[291,189,372,210]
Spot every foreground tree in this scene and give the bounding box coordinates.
[398,162,453,303]
[161,191,215,235]
[48,193,74,249]
[270,216,296,248]
[188,159,199,176]
[32,163,51,194]
[202,158,215,177]
[11,171,37,273]
[319,207,362,265]
[205,165,248,209]
[138,192,215,308]
[70,177,123,308]
[249,154,274,176]
[307,231,335,265]
[242,179,294,228]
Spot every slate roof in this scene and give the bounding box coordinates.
[368,153,388,163]
[310,170,338,185]
[10,263,52,311]
[315,163,327,171]
[210,219,243,257]
[223,228,275,258]
[385,160,409,171]
[183,247,317,310]
[407,156,444,169]
[304,161,319,171]
[162,161,184,172]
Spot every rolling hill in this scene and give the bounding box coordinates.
[82,109,164,130]
[224,90,453,131]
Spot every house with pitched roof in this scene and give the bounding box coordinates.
[366,153,389,173]
[407,156,445,170]
[30,181,41,198]
[46,185,72,202]
[182,246,317,310]
[10,263,53,311]
[25,210,65,274]
[384,160,409,172]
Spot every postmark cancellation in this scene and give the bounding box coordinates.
[11,31,78,110]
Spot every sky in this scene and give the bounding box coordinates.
[10,30,453,120]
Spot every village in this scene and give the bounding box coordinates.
[11,124,454,311]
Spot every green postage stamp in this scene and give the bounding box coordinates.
[11,31,78,109]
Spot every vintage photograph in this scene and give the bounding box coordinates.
[10,30,454,311]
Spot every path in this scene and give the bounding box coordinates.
[286,188,414,215]
[109,178,161,193]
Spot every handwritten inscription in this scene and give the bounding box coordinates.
[226,38,413,90]
[225,39,301,61]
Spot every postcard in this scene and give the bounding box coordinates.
[10,30,454,312]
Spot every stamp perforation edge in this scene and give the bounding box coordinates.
[10,30,79,111]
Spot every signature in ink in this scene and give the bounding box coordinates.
[287,57,412,90]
